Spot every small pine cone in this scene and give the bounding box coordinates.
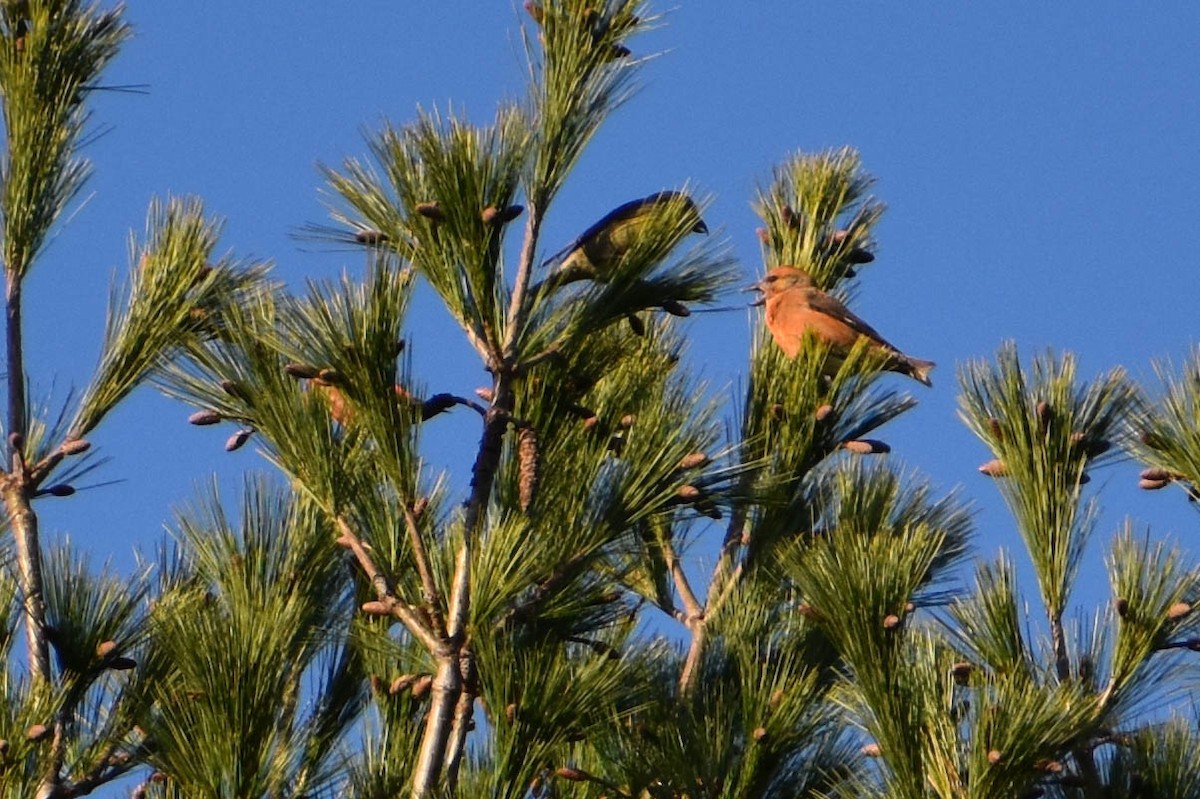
[284,363,320,379]
[188,410,222,426]
[410,674,433,699]
[1035,400,1052,432]
[769,403,786,420]
[797,602,821,621]
[59,438,90,455]
[950,662,972,685]
[988,417,1003,443]
[619,413,636,429]
[518,427,540,512]
[814,404,836,422]
[26,724,49,742]
[96,640,118,658]
[861,743,881,757]
[752,727,767,742]
[882,614,902,630]
[1036,759,1063,774]
[555,767,589,782]
[0,738,10,754]
[781,205,801,229]
[389,674,417,695]
[1114,597,1129,617]
[661,299,691,317]
[824,229,850,248]
[505,703,518,723]
[1139,478,1171,490]
[190,264,212,288]
[415,201,445,222]
[676,484,703,502]
[219,379,250,401]
[354,229,388,245]
[225,429,253,452]
[769,688,785,708]
[315,368,342,386]
[482,204,523,224]
[987,750,1002,765]
[582,415,599,430]
[978,459,1008,477]
[678,452,710,470]
[411,496,429,519]
[474,386,495,402]
[1167,602,1192,621]
[1140,466,1175,482]
[842,439,889,455]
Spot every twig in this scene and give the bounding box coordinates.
[1051,612,1104,795]
[444,649,478,791]
[401,502,446,639]
[54,744,134,798]
[502,206,542,360]
[493,548,596,630]
[335,516,440,653]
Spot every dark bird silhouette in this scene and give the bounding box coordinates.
[553,191,708,282]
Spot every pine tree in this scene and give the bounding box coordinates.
[4,3,1200,799]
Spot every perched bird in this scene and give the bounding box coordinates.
[751,265,935,386]
[552,190,708,283]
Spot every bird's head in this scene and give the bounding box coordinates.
[744,265,815,304]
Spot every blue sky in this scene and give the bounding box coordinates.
[17,3,1200,791]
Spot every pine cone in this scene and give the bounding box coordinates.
[518,427,540,512]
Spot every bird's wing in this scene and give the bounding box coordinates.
[541,197,652,269]
[805,289,899,351]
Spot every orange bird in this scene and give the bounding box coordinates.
[751,265,935,386]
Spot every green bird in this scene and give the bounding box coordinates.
[552,190,708,283]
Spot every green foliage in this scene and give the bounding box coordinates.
[5,3,1200,799]
[0,0,129,279]
[73,197,272,437]
[959,344,1138,617]
[1129,346,1200,506]
[754,147,884,288]
[138,479,364,798]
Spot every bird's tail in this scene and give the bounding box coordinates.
[904,357,936,387]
